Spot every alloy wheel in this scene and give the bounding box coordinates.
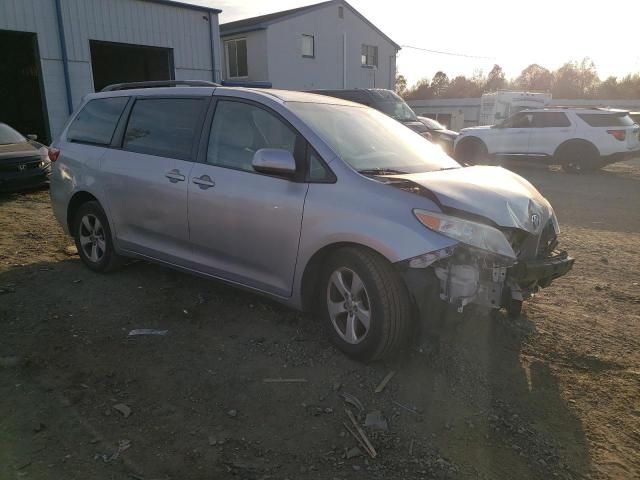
[78,214,106,263]
[326,267,371,345]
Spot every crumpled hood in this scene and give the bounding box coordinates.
[391,166,554,234]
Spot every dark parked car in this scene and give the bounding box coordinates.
[0,123,50,192]
[417,116,459,153]
[309,88,433,139]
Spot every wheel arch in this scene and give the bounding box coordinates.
[66,191,100,233]
[299,242,390,312]
[553,138,600,159]
[454,136,488,159]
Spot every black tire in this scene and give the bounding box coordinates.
[320,247,413,362]
[73,201,123,273]
[455,138,488,165]
[557,141,600,173]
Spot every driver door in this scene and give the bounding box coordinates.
[489,112,532,156]
[187,99,308,297]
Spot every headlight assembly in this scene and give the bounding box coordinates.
[413,209,516,260]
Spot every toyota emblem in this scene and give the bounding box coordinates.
[530,213,540,230]
[18,164,26,172]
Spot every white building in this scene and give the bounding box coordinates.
[0,0,222,142]
[219,0,400,91]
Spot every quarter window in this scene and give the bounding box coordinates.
[67,97,129,145]
[207,100,296,173]
[578,113,635,127]
[302,34,314,58]
[225,38,248,78]
[361,44,378,67]
[123,98,206,160]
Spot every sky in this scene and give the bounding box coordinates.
[186,0,640,87]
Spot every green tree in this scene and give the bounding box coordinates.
[552,58,599,98]
[515,64,553,91]
[485,64,506,92]
[430,71,450,97]
[404,78,432,100]
[395,74,407,96]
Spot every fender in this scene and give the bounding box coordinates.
[289,167,458,309]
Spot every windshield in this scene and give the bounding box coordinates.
[0,123,26,145]
[377,99,418,122]
[419,116,445,130]
[288,102,460,174]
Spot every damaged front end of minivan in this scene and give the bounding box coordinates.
[387,167,575,318]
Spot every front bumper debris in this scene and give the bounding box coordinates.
[403,244,574,316]
[511,250,574,287]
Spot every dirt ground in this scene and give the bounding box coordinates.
[1,160,639,480]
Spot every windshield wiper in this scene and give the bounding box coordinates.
[358,168,407,175]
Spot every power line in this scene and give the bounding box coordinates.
[401,45,495,60]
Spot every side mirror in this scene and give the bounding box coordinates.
[252,148,297,176]
[27,134,38,141]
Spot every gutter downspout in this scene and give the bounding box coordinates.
[208,11,218,83]
[342,32,347,88]
[54,0,73,114]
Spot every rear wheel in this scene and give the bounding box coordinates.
[321,247,413,362]
[73,201,123,273]
[455,138,488,165]
[557,142,600,173]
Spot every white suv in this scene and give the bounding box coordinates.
[454,108,640,172]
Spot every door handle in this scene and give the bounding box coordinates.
[192,175,215,189]
[165,169,185,183]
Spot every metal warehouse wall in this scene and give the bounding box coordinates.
[0,0,221,139]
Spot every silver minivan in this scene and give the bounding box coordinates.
[49,81,574,361]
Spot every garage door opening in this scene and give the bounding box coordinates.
[0,30,49,144]
[90,40,174,92]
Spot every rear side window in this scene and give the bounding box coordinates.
[578,113,634,127]
[531,112,571,128]
[123,98,206,160]
[67,97,128,145]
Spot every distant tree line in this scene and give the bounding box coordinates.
[397,58,640,100]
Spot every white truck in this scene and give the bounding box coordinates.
[479,90,552,125]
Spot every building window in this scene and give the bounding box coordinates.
[225,38,248,78]
[302,34,314,58]
[361,44,378,67]
[338,6,344,18]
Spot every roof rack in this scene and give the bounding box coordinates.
[101,80,220,92]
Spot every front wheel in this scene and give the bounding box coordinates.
[455,138,488,165]
[321,247,413,362]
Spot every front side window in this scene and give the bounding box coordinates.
[302,34,314,58]
[225,38,248,78]
[501,112,533,128]
[123,98,206,160]
[207,100,296,173]
[531,112,571,128]
[361,44,378,67]
[67,97,129,145]
[288,102,459,174]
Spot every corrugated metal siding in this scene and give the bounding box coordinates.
[1,0,220,138]
[58,0,213,71]
[0,0,61,59]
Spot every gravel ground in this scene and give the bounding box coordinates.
[1,160,639,480]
